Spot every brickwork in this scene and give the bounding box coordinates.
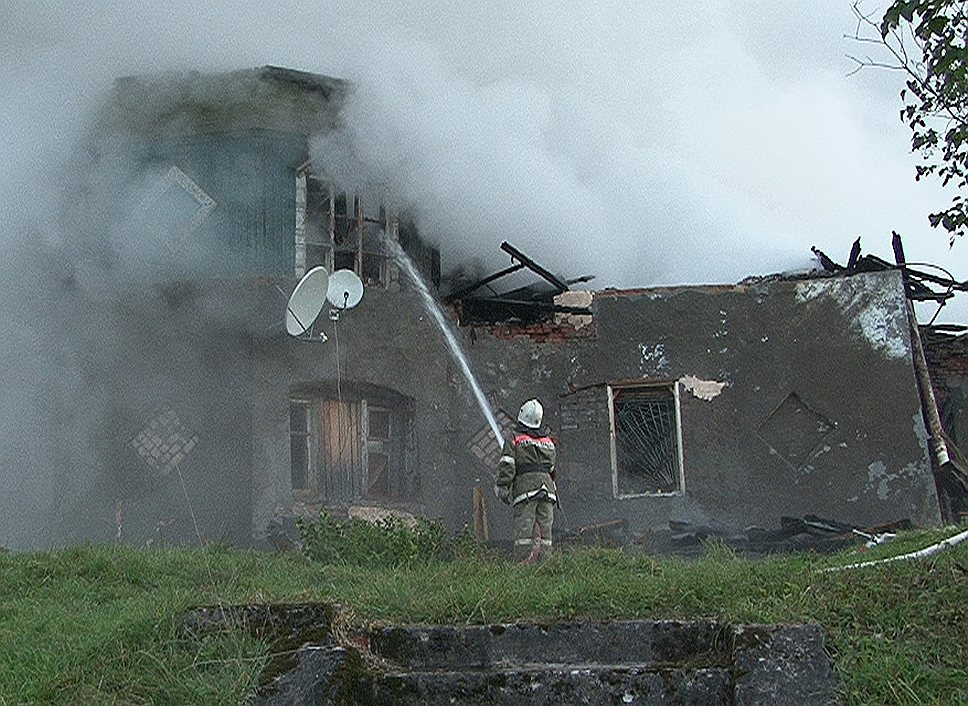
[560,386,608,432]
[486,320,597,343]
[923,330,968,386]
[922,331,967,408]
[922,328,968,451]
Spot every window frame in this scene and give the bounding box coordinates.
[288,388,415,502]
[607,381,685,499]
[289,398,314,493]
[296,173,391,286]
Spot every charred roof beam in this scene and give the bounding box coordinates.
[500,241,570,293]
[443,262,525,303]
[812,239,964,301]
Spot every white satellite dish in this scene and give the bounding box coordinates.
[327,269,364,310]
[286,266,330,336]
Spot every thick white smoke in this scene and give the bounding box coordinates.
[2,1,963,290]
[0,0,964,548]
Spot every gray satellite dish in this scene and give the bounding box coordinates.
[286,266,330,336]
[327,269,364,310]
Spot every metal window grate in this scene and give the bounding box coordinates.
[129,407,199,478]
[467,409,515,471]
[612,386,681,495]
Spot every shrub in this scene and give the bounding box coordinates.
[297,512,459,567]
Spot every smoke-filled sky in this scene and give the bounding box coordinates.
[1,0,965,321]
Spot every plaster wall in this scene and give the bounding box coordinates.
[252,285,468,536]
[51,282,256,547]
[461,270,939,536]
[252,269,941,541]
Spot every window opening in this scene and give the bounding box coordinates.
[289,400,312,491]
[368,406,391,440]
[304,177,332,271]
[608,383,684,497]
[360,226,386,286]
[365,404,392,499]
[333,192,350,245]
[333,249,356,272]
[304,184,389,285]
[297,169,440,288]
[288,390,414,502]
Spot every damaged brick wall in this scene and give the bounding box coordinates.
[459,270,940,538]
[923,329,968,451]
[484,320,597,344]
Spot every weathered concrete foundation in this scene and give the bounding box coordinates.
[185,604,840,705]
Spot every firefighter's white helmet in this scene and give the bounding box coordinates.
[517,399,543,429]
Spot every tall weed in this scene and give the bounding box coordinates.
[297,512,480,567]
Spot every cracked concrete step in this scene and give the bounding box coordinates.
[367,620,731,671]
[253,618,841,705]
[357,664,733,705]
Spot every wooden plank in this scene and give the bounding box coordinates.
[473,486,490,542]
[355,195,364,277]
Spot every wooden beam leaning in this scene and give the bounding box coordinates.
[443,263,526,302]
[500,241,570,293]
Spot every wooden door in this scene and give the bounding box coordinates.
[318,399,361,501]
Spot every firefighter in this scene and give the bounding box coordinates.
[495,398,557,562]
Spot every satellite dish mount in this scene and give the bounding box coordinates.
[326,269,365,321]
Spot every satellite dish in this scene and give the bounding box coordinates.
[327,269,364,310]
[286,266,330,336]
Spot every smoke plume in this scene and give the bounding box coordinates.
[0,0,963,549]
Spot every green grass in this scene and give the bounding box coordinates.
[1,528,967,704]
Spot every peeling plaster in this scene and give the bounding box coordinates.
[639,343,669,373]
[857,306,908,359]
[714,309,728,340]
[567,354,583,381]
[486,361,516,389]
[867,460,887,499]
[913,411,931,458]
[532,366,552,382]
[679,375,727,401]
[866,460,906,501]
[795,275,909,359]
[553,290,594,329]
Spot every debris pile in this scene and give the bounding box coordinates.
[563,515,914,556]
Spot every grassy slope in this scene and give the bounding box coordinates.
[1,529,967,705]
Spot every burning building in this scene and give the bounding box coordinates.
[44,65,962,550]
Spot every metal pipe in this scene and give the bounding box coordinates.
[819,526,968,572]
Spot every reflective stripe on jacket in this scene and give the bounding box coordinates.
[495,429,557,505]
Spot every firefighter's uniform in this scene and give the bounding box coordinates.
[495,422,557,561]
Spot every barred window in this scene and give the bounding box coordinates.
[608,383,684,497]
